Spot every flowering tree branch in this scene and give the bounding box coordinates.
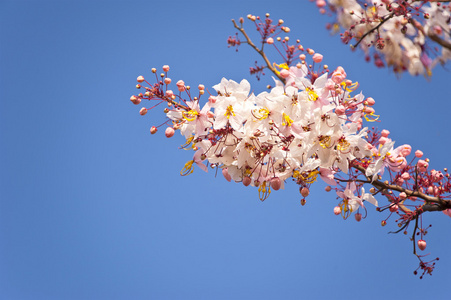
[314,0,451,76]
[131,13,450,279]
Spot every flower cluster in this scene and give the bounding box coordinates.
[314,0,451,76]
[131,13,451,277]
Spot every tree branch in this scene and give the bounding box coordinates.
[231,19,286,83]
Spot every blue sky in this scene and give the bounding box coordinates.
[1,1,450,299]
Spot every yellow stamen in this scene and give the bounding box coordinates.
[180,136,195,150]
[180,160,194,176]
[182,110,199,121]
[293,169,319,184]
[339,199,353,219]
[336,137,350,152]
[253,107,270,120]
[258,181,271,201]
[282,113,293,127]
[341,81,359,92]
[306,87,319,101]
[319,135,331,149]
[225,105,235,119]
[364,112,380,122]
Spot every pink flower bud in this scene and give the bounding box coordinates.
[222,168,232,182]
[399,192,407,199]
[208,96,216,104]
[164,78,171,85]
[198,84,205,90]
[266,37,274,44]
[176,80,185,92]
[150,126,157,134]
[365,97,375,106]
[335,105,346,115]
[299,54,306,61]
[162,65,170,72]
[300,187,309,197]
[270,177,282,190]
[165,90,174,97]
[415,150,423,158]
[331,66,347,83]
[355,213,362,222]
[334,206,341,215]
[389,204,398,212]
[139,107,148,115]
[316,0,326,8]
[400,144,411,157]
[280,69,290,78]
[165,127,175,138]
[379,136,388,145]
[364,107,375,114]
[401,172,410,180]
[130,95,141,105]
[242,176,251,186]
[325,186,332,192]
[417,159,429,172]
[381,129,390,137]
[137,76,145,83]
[312,53,323,63]
[417,239,426,251]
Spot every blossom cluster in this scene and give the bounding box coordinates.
[131,13,451,277]
[314,0,451,76]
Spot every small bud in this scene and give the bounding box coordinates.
[325,186,332,192]
[415,150,423,158]
[389,204,399,212]
[270,177,281,190]
[130,95,141,105]
[355,213,362,222]
[242,176,251,187]
[418,239,427,251]
[139,107,148,115]
[312,53,323,63]
[162,65,170,72]
[300,187,309,197]
[198,84,205,90]
[381,220,387,226]
[381,129,390,137]
[365,97,375,106]
[150,126,157,134]
[151,68,157,73]
[164,78,171,85]
[334,206,341,215]
[300,198,306,206]
[266,37,274,44]
[136,84,141,89]
[165,127,175,138]
[137,76,145,83]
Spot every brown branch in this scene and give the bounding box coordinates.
[352,12,395,48]
[231,19,286,83]
[412,20,451,52]
[351,164,451,211]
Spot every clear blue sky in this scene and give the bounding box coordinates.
[1,1,450,299]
